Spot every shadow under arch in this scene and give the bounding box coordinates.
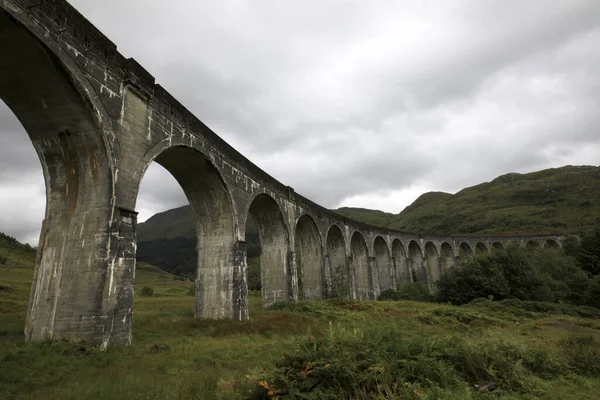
[374,236,393,292]
[408,240,426,285]
[350,231,370,300]
[440,242,455,270]
[475,242,488,255]
[392,239,409,284]
[424,242,441,285]
[131,145,241,321]
[246,193,291,306]
[295,214,324,300]
[492,242,504,252]
[544,239,559,249]
[459,242,474,260]
[526,240,540,250]
[0,9,123,345]
[325,224,348,299]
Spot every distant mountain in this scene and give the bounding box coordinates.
[137,206,259,277]
[388,165,599,236]
[136,165,600,275]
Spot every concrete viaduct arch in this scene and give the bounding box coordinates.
[0,0,565,347]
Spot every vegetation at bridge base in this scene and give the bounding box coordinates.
[3,233,600,399]
[378,282,433,302]
[435,230,600,309]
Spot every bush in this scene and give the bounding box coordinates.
[468,298,600,319]
[584,275,600,309]
[0,255,6,265]
[530,248,590,305]
[140,286,154,297]
[435,245,600,307]
[378,283,434,302]
[247,323,587,398]
[436,247,549,305]
[575,228,600,275]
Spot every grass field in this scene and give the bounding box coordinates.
[2,246,600,399]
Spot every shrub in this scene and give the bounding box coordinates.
[584,275,600,309]
[377,289,400,301]
[468,298,600,319]
[529,248,590,305]
[559,335,600,376]
[247,324,575,398]
[140,286,154,297]
[575,228,600,275]
[0,255,6,265]
[434,246,596,305]
[378,283,434,302]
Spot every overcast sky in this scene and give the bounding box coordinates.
[1,0,599,245]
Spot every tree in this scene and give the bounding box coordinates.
[576,228,600,275]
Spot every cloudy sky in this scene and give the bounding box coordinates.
[1,0,599,245]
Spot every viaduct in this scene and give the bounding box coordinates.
[0,0,563,347]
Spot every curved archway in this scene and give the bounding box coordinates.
[392,240,409,284]
[374,236,393,292]
[526,240,540,250]
[544,239,559,249]
[247,194,291,306]
[294,215,324,300]
[459,242,474,260]
[325,225,348,298]
[350,232,370,300]
[492,242,504,252]
[440,242,455,270]
[408,241,426,285]
[0,10,122,345]
[137,146,238,321]
[475,242,488,255]
[424,242,441,285]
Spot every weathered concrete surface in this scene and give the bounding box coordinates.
[0,0,566,347]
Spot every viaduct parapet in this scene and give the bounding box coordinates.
[0,0,563,347]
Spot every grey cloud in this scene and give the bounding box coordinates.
[1,0,600,243]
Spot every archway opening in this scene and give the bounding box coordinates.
[374,236,393,292]
[408,241,426,285]
[294,215,324,300]
[326,225,348,298]
[247,194,290,306]
[544,239,559,249]
[392,240,409,284]
[350,232,370,300]
[440,242,455,270]
[492,242,504,252]
[459,242,474,261]
[0,9,118,344]
[134,146,238,321]
[475,242,488,255]
[424,242,441,285]
[526,240,540,250]
[135,164,194,279]
[244,214,261,295]
[133,162,196,320]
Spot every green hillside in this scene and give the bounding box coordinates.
[336,165,600,236]
[137,207,260,278]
